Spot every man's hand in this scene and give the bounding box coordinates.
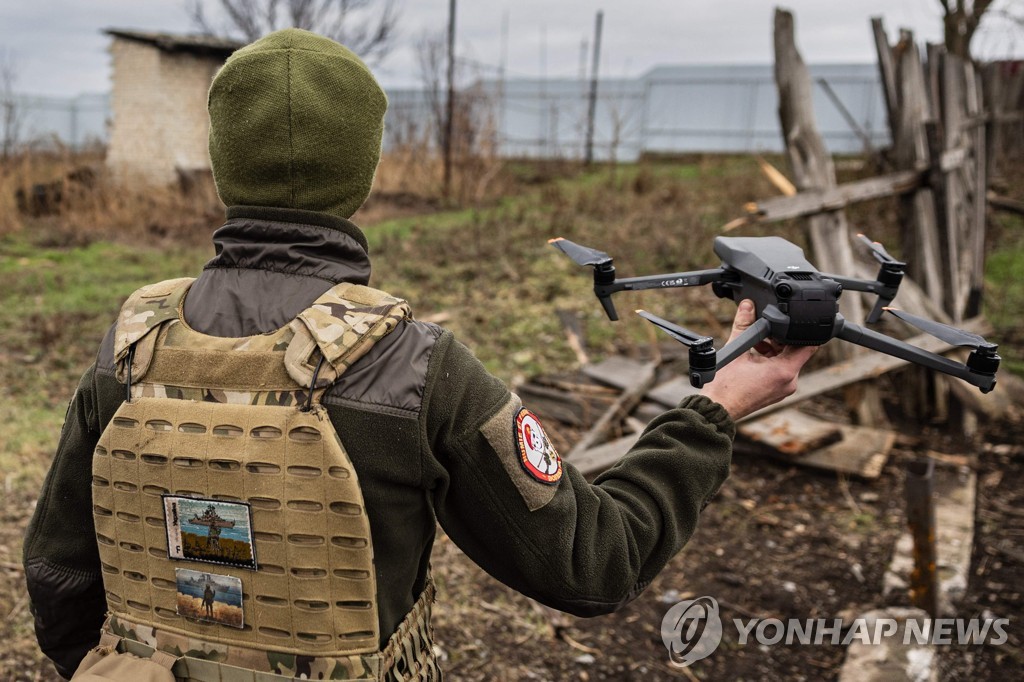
[701,299,817,421]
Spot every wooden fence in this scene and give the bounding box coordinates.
[730,9,1006,423]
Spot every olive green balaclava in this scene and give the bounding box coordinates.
[208,28,387,220]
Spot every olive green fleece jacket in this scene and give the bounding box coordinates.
[23,209,734,678]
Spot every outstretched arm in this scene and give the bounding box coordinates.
[421,333,735,617]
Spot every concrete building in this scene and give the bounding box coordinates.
[105,29,241,186]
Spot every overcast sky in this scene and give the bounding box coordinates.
[2,0,1022,97]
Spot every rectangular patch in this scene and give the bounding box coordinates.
[163,496,257,570]
[175,568,244,629]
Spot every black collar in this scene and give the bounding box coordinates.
[226,205,369,252]
[207,208,372,285]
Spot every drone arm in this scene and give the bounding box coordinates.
[594,268,735,321]
[606,268,734,293]
[716,317,772,368]
[837,321,997,392]
[823,274,898,324]
[825,274,880,293]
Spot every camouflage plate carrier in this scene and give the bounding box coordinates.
[87,278,440,681]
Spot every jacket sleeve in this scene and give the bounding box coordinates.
[23,363,108,679]
[421,332,734,617]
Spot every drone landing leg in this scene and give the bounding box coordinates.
[837,322,996,392]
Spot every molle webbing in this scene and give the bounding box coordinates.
[93,400,380,654]
[101,579,438,681]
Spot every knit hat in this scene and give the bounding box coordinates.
[208,29,387,220]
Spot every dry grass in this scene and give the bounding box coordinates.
[0,147,224,246]
[0,141,509,248]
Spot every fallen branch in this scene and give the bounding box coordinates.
[727,170,922,230]
[987,191,1024,216]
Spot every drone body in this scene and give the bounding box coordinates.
[550,234,999,393]
[710,236,844,347]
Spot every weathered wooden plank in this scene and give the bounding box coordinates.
[742,170,921,223]
[644,318,993,418]
[872,17,899,139]
[582,356,650,391]
[736,424,894,479]
[941,51,972,322]
[755,155,797,196]
[517,383,589,427]
[646,377,700,409]
[556,309,589,366]
[634,400,668,424]
[572,433,641,477]
[939,146,968,172]
[987,192,1024,216]
[569,361,657,457]
[577,422,893,479]
[893,28,945,309]
[737,409,842,457]
[966,60,987,319]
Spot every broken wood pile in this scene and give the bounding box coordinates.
[519,314,1017,481]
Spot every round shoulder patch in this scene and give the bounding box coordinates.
[514,408,562,485]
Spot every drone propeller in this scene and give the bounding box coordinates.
[636,309,719,387]
[883,308,996,351]
[549,237,620,320]
[857,234,905,267]
[856,234,906,323]
[548,237,613,268]
[635,310,713,347]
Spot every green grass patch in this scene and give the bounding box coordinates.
[0,234,209,490]
[984,213,1024,375]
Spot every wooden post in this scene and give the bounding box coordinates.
[774,8,884,426]
[892,30,944,308]
[871,17,899,142]
[584,10,604,166]
[443,0,457,199]
[941,51,971,322]
[773,9,864,327]
[964,60,987,319]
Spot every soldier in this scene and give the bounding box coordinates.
[201,582,215,620]
[23,29,815,681]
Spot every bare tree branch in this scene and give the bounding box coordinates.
[186,0,400,63]
[0,48,22,161]
[938,0,998,59]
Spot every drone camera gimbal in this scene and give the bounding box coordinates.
[549,234,999,393]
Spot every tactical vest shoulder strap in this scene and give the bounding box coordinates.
[112,278,195,383]
[114,278,410,392]
[284,282,412,389]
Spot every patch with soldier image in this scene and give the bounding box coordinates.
[174,568,244,628]
[163,496,257,570]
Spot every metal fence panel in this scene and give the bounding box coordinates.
[7,64,889,160]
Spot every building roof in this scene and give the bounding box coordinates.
[104,29,244,57]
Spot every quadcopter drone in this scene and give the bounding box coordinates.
[550,234,999,393]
